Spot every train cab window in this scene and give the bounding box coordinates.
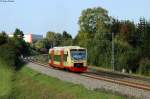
[70,49,86,61]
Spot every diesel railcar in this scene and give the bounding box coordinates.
[48,46,87,72]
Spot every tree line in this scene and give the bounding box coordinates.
[33,31,72,53]
[74,7,150,76]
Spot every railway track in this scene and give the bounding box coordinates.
[25,57,150,92]
[82,72,150,91]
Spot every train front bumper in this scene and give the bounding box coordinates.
[68,66,87,72]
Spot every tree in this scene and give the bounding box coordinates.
[0,31,8,45]
[74,7,112,68]
[111,19,136,44]
[119,20,136,42]
[34,39,45,50]
[62,31,72,46]
[75,7,112,48]
[139,58,150,76]
[54,33,63,46]
[139,20,150,57]
[111,19,121,35]
[13,28,24,40]
[62,31,72,39]
[78,7,111,38]
[46,31,73,47]
[74,30,89,47]
[46,31,55,47]
[13,28,30,57]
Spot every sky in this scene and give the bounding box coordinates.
[0,0,149,38]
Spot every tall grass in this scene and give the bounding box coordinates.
[12,66,126,99]
[0,59,13,97]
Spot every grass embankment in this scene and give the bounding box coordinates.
[12,66,126,99]
[0,60,127,99]
[0,60,13,98]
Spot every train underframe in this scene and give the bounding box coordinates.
[48,62,87,72]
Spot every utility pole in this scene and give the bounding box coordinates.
[111,32,115,71]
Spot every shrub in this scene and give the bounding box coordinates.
[139,58,150,76]
[114,38,130,71]
[0,43,21,69]
[0,32,8,45]
[87,39,111,68]
[114,38,140,73]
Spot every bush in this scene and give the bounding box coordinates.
[114,38,140,73]
[87,39,111,68]
[139,58,150,76]
[0,43,21,69]
[14,39,31,57]
[0,32,8,45]
[114,38,129,71]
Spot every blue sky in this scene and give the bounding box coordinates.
[0,0,149,37]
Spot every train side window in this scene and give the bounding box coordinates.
[54,55,60,62]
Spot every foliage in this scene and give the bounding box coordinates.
[62,31,72,39]
[114,38,140,72]
[61,31,72,46]
[139,20,150,57]
[0,28,31,69]
[32,30,73,53]
[54,33,63,46]
[34,39,49,53]
[88,40,111,68]
[75,7,112,69]
[34,31,73,51]
[0,42,23,69]
[139,58,150,76]
[0,31,8,45]
[13,28,31,57]
[34,39,47,50]
[14,39,31,57]
[75,7,111,46]
[74,31,89,47]
[78,7,111,38]
[13,28,24,40]
[46,31,55,47]
[74,7,150,75]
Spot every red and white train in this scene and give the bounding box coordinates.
[48,46,87,72]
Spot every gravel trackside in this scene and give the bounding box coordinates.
[26,62,150,99]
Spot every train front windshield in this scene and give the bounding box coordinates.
[70,49,86,61]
